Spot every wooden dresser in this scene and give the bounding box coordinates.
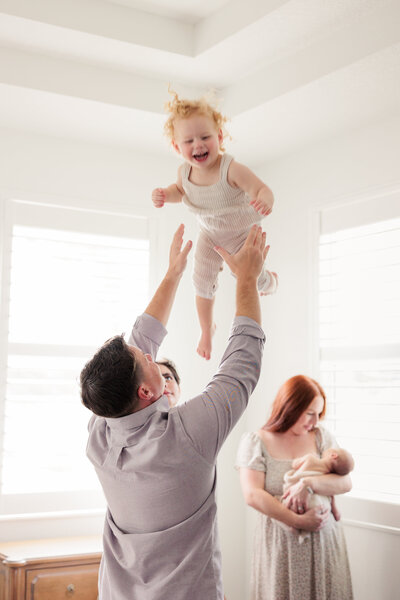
[0,536,102,600]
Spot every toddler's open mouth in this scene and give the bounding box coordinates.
[193,151,208,162]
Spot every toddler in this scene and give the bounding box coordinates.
[283,447,354,543]
[152,91,278,359]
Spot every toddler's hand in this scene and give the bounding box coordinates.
[249,196,273,216]
[152,188,166,208]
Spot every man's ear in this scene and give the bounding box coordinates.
[137,384,153,401]
[172,140,181,154]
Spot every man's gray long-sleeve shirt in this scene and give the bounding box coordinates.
[87,312,265,600]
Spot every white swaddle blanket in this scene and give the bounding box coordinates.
[282,468,331,543]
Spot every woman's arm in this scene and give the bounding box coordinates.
[283,473,352,513]
[240,468,329,532]
[303,473,352,495]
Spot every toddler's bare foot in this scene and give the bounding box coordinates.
[197,324,216,360]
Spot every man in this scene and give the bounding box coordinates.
[80,223,268,599]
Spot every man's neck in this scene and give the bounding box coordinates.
[133,395,163,413]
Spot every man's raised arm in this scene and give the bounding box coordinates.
[177,226,269,462]
[145,224,192,327]
[215,225,268,325]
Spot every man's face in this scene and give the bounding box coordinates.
[129,346,165,403]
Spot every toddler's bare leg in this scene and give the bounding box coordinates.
[196,296,216,361]
[193,229,222,359]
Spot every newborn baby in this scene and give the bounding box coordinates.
[282,447,354,543]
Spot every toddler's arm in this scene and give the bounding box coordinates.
[228,160,274,216]
[152,167,184,208]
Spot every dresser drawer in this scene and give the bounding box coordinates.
[0,566,6,600]
[26,563,99,600]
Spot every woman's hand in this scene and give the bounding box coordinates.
[297,506,330,532]
[282,479,310,514]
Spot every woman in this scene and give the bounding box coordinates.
[156,358,181,407]
[236,375,353,600]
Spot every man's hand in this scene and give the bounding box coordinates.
[214,226,269,325]
[214,225,269,282]
[166,224,192,280]
[145,224,192,326]
[152,188,166,208]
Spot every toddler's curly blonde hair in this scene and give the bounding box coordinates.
[164,88,229,152]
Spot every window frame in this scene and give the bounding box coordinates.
[0,198,154,539]
[310,186,400,533]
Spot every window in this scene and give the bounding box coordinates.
[0,200,150,516]
[315,192,400,505]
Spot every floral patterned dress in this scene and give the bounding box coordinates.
[236,426,353,600]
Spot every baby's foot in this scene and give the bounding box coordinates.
[330,496,341,521]
[260,271,279,296]
[197,324,216,360]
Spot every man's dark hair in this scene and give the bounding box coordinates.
[80,335,142,417]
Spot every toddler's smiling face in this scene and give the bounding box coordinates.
[172,113,223,169]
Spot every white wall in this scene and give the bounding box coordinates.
[0,128,175,214]
[241,114,400,600]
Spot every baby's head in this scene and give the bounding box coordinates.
[164,89,229,153]
[322,448,354,475]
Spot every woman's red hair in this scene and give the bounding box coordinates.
[263,375,326,433]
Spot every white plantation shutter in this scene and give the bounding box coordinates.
[316,193,400,504]
[0,201,149,514]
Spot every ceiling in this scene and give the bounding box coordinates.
[0,0,399,165]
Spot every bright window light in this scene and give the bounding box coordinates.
[1,220,149,500]
[318,215,400,504]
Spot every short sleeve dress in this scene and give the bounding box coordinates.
[236,426,353,600]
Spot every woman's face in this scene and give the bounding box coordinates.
[290,394,324,435]
[158,364,180,407]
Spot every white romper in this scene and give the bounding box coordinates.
[181,153,278,299]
